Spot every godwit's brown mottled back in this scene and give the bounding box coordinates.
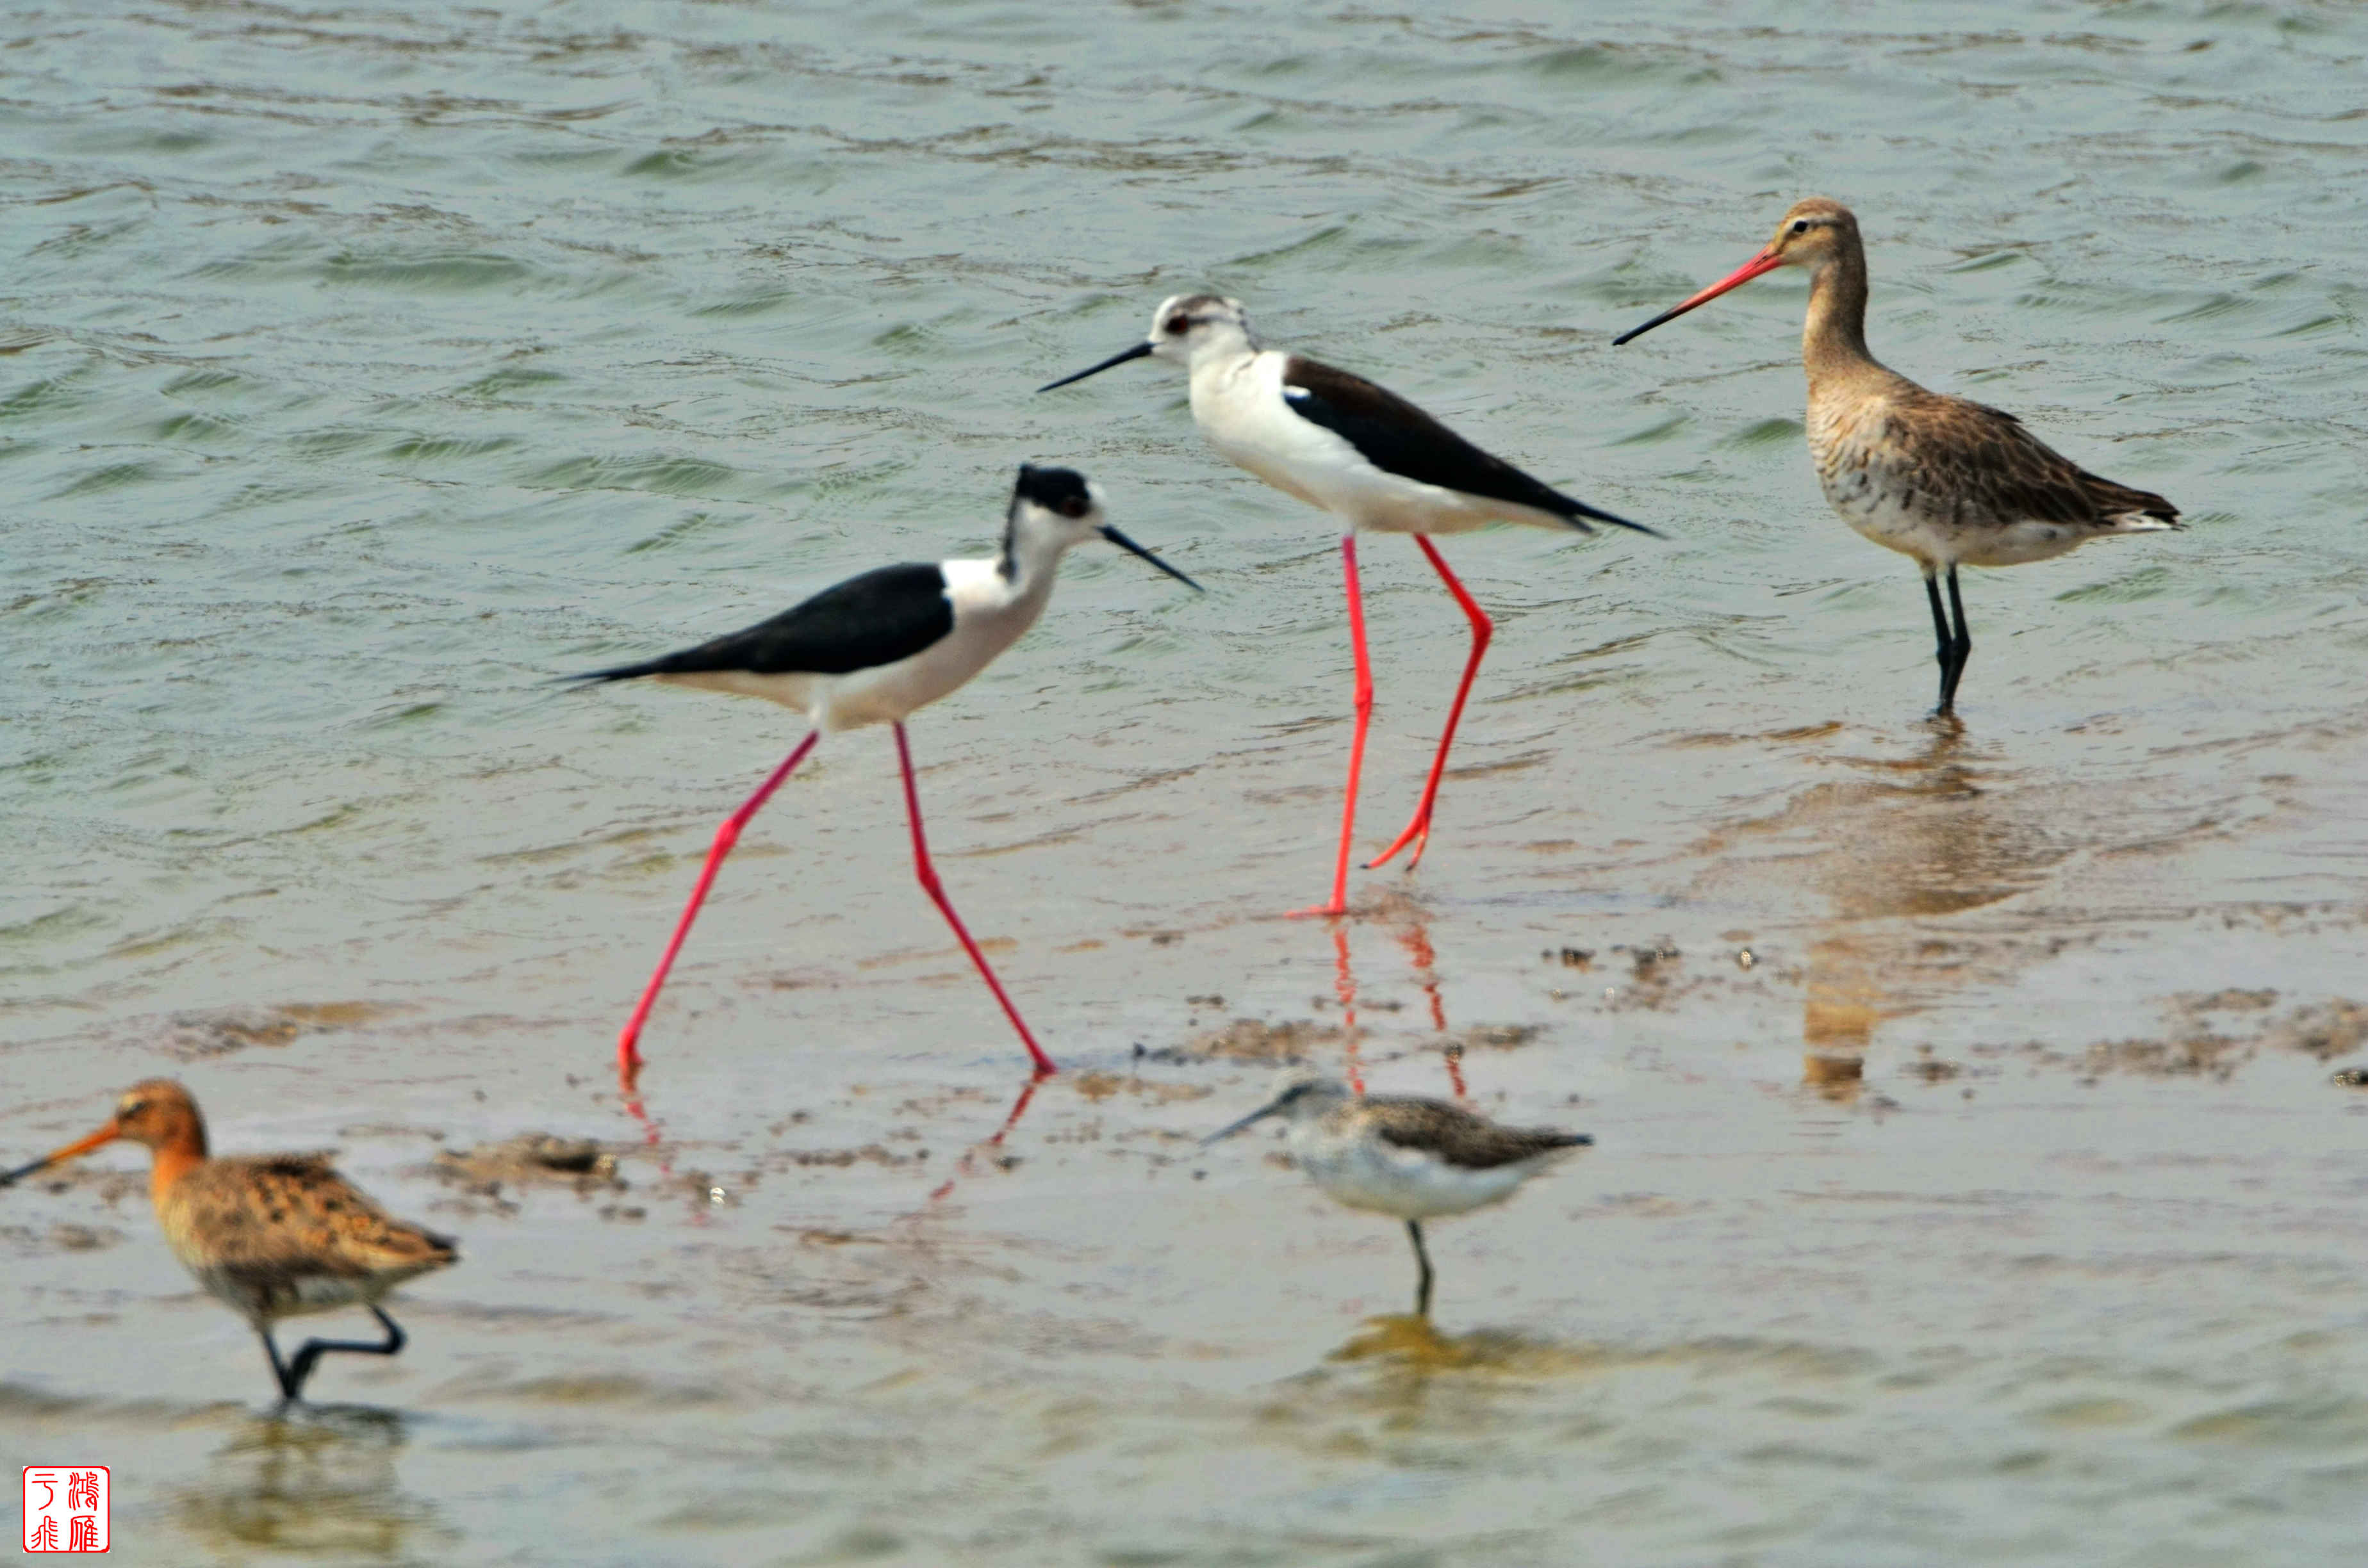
[1615,199,2180,715]
[1,1079,457,1404]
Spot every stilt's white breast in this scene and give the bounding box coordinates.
[1191,349,1335,510]
[814,559,1049,732]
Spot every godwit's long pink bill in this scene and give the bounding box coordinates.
[1040,296,1657,917]
[573,464,1200,1088]
[1614,199,2178,717]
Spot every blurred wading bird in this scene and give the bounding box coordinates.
[1,1079,457,1405]
[1203,1075,1590,1316]
[1041,297,1657,917]
[573,464,1200,1084]
[1613,198,2180,717]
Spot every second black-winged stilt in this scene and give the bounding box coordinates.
[1041,295,1657,916]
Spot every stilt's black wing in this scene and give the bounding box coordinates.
[1279,355,1655,536]
[572,562,955,682]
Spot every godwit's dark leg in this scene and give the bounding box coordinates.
[279,1307,406,1404]
[616,731,820,1082]
[1923,570,1954,714]
[258,1328,300,1403]
[1940,566,1973,713]
[896,723,1057,1077]
[1370,535,1492,872]
[1406,1220,1435,1318]
[1294,534,1373,919]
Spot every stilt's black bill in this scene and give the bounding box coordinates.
[1037,341,1153,393]
[1100,525,1203,592]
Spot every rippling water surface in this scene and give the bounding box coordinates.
[5,2,2368,1564]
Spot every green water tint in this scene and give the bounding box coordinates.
[4,1,2368,1563]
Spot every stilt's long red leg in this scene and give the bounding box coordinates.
[618,731,820,1085]
[896,723,1057,1078]
[1291,534,1373,919]
[1369,535,1492,871]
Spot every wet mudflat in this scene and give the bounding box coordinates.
[5,1,2368,1564]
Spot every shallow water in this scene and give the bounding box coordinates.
[4,0,2368,1562]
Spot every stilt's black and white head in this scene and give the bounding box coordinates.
[1201,1072,1352,1145]
[1144,293,1254,370]
[1005,463,1201,590]
[1037,294,1255,392]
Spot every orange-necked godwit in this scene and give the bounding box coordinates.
[1040,297,1659,917]
[1615,199,2180,716]
[2,1079,457,1405]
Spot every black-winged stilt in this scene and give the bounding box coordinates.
[573,464,1201,1084]
[1612,198,2180,716]
[1040,295,1657,916]
[1201,1074,1590,1318]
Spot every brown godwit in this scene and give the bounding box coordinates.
[1202,1075,1590,1317]
[1615,199,2180,715]
[1,1079,457,1405]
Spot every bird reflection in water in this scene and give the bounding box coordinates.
[1329,1314,1592,1371]
[923,1073,1045,1204]
[614,1079,734,1224]
[173,1407,453,1561]
[623,1058,1044,1213]
[1319,897,1469,1100]
[1329,924,1367,1095]
[1388,917,1468,1100]
[1752,723,2067,1093]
